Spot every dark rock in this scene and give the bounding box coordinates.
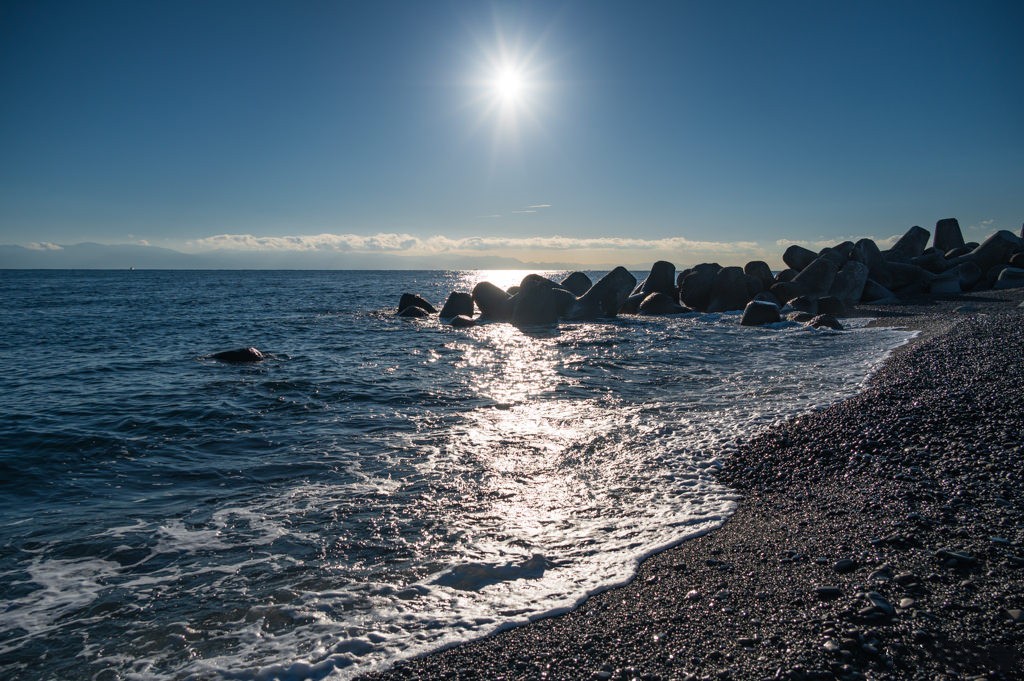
[956,261,983,291]
[994,267,1024,290]
[784,295,817,315]
[211,347,264,363]
[707,267,754,312]
[934,218,966,252]
[775,268,798,283]
[786,311,814,323]
[885,225,931,262]
[860,278,898,303]
[740,300,781,326]
[783,244,818,271]
[559,271,593,297]
[929,267,962,295]
[1009,253,1024,269]
[449,315,476,328]
[854,238,892,288]
[397,306,431,318]
[792,257,838,297]
[638,292,689,315]
[770,281,806,306]
[959,230,1024,273]
[439,291,474,319]
[678,263,720,311]
[620,292,646,315]
[816,296,847,317]
[640,261,677,296]
[945,245,972,259]
[511,281,561,327]
[911,251,953,274]
[808,314,843,331]
[472,282,513,321]
[397,293,436,314]
[887,262,935,291]
[744,261,775,291]
[828,261,869,305]
[934,548,977,567]
[752,291,781,307]
[817,247,847,268]
[575,267,637,319]
[816,586,843,600]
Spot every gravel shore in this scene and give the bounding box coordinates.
[361,291,1024,681]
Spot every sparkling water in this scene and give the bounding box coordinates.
[0,270,914,680]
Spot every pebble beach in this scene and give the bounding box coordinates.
[360,290,1024,681]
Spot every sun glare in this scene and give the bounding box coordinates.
[495,68,524,103]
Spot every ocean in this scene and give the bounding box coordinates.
[0,269,914,681]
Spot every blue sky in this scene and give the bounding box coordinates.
[1,0,1022,268]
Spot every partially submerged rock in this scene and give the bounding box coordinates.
[211,347,264,363]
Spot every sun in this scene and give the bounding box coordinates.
[494,67,524,103]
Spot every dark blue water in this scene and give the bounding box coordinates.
[0,270,913,680]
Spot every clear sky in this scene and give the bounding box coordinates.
[1,0,1022,268]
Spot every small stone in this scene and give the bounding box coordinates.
[833,558,858,573]
[685,589,701,601]
[894,572,919,586]
[899,598,916,609]
[934,548,977,566]
[816,586,843,600]
[1005,609,1023,623]
[823,639,841,653]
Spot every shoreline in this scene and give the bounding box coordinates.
[360,290,1023,680]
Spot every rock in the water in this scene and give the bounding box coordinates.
[397,293,436,314]
[449,315,476,328]
[439,291,474,319]
[934,217,966,253]
[707,266,754,313]
[994,266,1024,290]
[397,306,431,318]
[638,292,689,315]
[783,244,818,271]
[828,260,869,305]
[783,295,817,315]
[511,283,560,327]
[640,260,677,296]
[807,314,843,331]
[744,261,775,291]
[574,267,637,319]
[740,300,781,326]
[559,271,593,297]
[770,281,807,306]
[472,281,513,321]
[211,347,264,363]
[885,225,931,262]
[792,257,838,297]
[678,263,720,311]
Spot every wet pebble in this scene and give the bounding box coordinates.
[833,559,858,573]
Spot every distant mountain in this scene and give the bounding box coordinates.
[0,242,643,271]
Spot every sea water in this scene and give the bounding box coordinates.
[0,270,914,680]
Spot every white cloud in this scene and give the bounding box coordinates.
[528,204,551,209]
[26,242,63,251]
[511,210,537,214]
[774,234,902,250]
[187,232,763,255]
